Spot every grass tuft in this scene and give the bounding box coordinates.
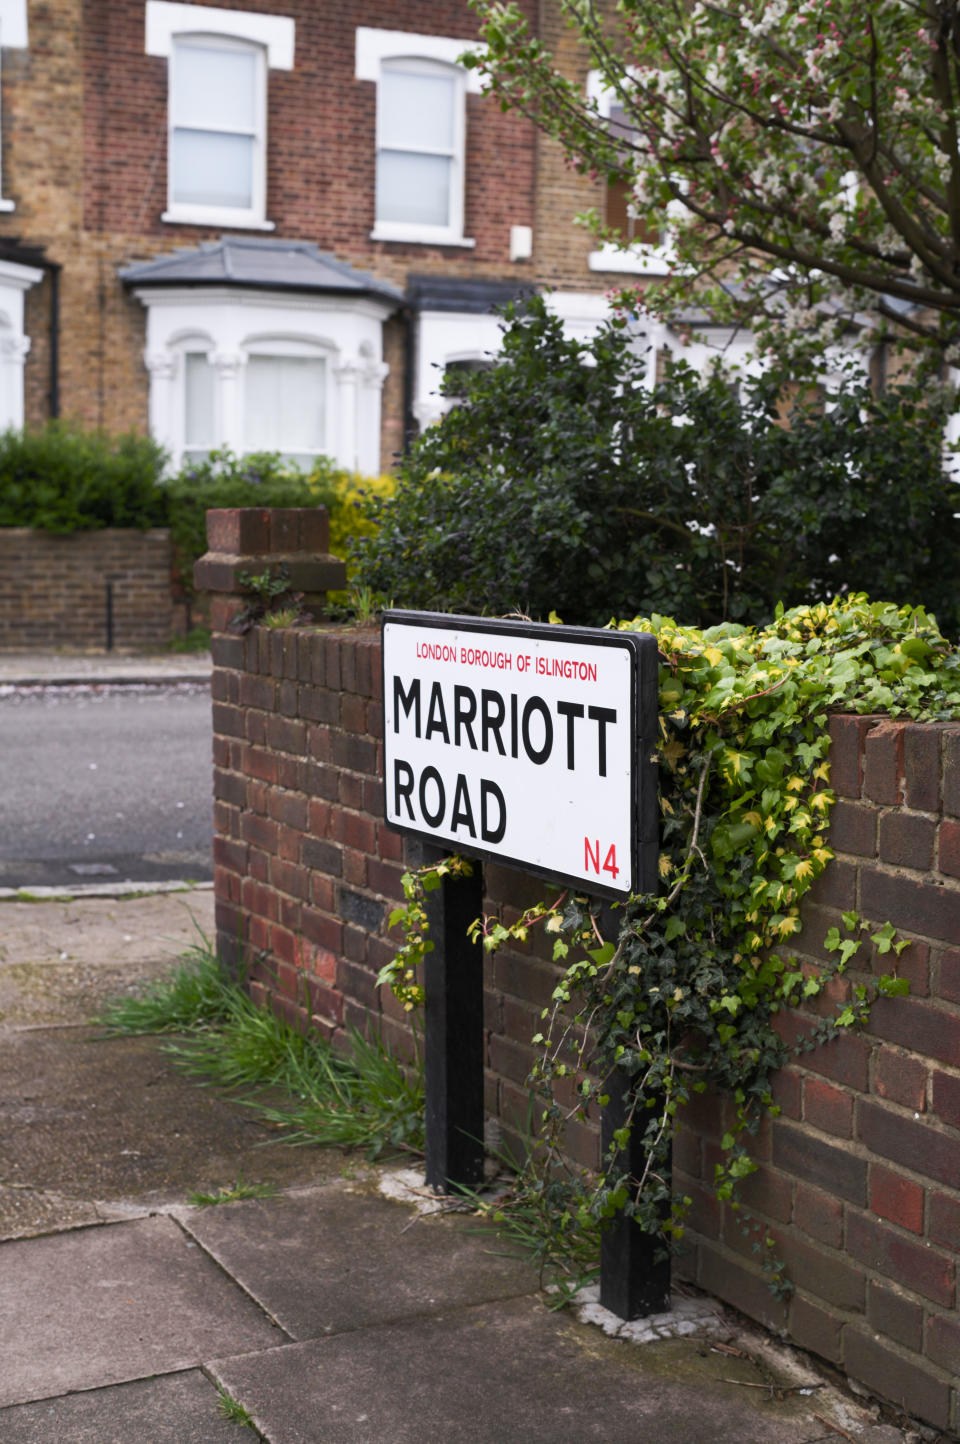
[97,938,234,1035]
[98,941,424,1160]
[216,1385,255,1427]
[186,1178,277,1208]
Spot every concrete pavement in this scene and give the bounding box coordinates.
[0,649,213,688]
[0,892,945,1443]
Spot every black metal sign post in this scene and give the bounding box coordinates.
[382,611,666,1308]
[599,1068,672,1318]
[597,664,670,1320]
[410,839,486,1193]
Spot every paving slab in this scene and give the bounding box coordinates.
[0,1368,251,1443]
[0,1214,285,1407]
[179,1181,539,1339]
[210,1294,821,1444]
[0,1027,350,1239]
[0,890,215,1029]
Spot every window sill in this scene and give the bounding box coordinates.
[0,199,16,213]
[588,246,672,276]
[370,224,475,249]
[162,208,276,231]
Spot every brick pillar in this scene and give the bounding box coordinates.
[193,507,347,632]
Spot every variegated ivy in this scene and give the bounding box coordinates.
[381,596,960,1290]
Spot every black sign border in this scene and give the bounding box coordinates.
[381,609,659,901]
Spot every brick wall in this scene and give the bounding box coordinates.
[0,527,174,649]
[672,713,960,1434]
[208,612,960,1434]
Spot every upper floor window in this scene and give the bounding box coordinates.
[0,0,29,212]
[356,27,481,248]
[586,72,681,276]
[169,35,265,223]
[145,2,295,231]
[375,58,465,242]
[604,102,661,249]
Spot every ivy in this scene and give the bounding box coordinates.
[380,595,960,1291]
[376,856,476,1010]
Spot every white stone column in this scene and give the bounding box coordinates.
[357,358,389,474]
[333,356,362,472]
[212,350,246,455]
[143,349,178,462]
[0,333,30,431]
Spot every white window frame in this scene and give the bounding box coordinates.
[181,343,217,461]
[356,27,480,249]
[164,32,268,230]
[242,335,333,466]
[585,71,682,277]
[0,1,29,212]
[145,2,295,231]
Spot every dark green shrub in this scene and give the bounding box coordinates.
[163,449,339,598]
[0,422,166,532]
[352,296,960,634]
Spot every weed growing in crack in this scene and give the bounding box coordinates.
[186,1178,278,1208]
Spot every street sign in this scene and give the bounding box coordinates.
[382,610,658,898]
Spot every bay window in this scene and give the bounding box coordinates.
[244,350,327,469]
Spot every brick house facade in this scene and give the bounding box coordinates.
[0,0,720,474]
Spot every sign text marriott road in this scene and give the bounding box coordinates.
[382,611,658,898]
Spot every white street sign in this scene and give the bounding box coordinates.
[382,612,658,898]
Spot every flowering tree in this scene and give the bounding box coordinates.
[470,1,960,365]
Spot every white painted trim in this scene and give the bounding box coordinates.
[145,2,294,69]
[0,254,39,431]
[370,223,475,248]
[0,36,13,209]
[162,207,275,230]
[131,286,398,325]
[355,26,483,92]
[0,0,27,49]
[588,245,671,276]
[546,291,615,326]
[0,259,43,290]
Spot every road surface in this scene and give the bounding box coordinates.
[0,683,214,889]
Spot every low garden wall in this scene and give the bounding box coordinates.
[207,608,960,1434]
[0,527,176,650]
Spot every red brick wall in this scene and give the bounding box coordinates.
[672,714,960,1434]
[208,618,960,1435]
[0,527,174,649]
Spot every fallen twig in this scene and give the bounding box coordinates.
[811,1414,857,1443]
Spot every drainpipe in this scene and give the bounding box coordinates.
[403,302,417,454]
[47,258,60,419]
